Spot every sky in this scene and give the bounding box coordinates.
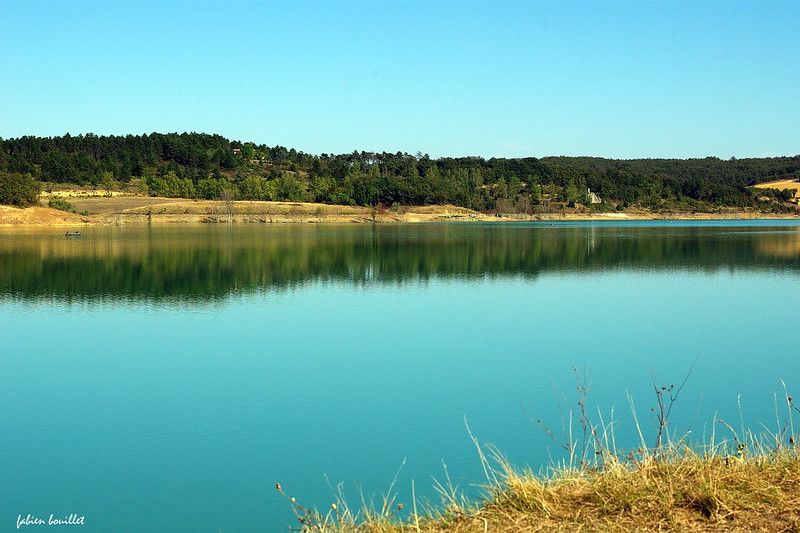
[1,0,798,159]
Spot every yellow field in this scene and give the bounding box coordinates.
[753,179,800,193]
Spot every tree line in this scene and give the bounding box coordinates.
[1,132,798,210]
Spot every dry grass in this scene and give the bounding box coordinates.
[43,195,483,223]
[62,195,179,214]
[754,179,800,193]
[0,205,91,226]
[4,193,798,225]
[278,380,800,532]
[278,449,800,533]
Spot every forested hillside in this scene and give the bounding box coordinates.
[1,133,798,211]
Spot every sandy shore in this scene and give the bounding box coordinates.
[0,196,797,226]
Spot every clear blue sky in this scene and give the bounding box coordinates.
[1,0,798,158]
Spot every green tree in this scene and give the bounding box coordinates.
[309,175,336,203]
[239,176,269,200]
[530,182,543,205]
[100,171,115,197]
[197,178,228,199]
[564,179,579,206]
[276,172,308,201]
[425,165,444,203]
[494,177,509,203]
[0,172,40,206]
[145,171,195,198]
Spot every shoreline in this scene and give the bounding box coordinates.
[0,198,797,227]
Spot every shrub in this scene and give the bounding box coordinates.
[48,197,78,213]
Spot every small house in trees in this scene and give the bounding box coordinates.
[587,188,602,204]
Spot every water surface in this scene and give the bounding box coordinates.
[1,221,799,531]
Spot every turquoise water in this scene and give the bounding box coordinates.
[1,221,799,531]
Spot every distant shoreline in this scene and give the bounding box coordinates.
[0,195,797,227]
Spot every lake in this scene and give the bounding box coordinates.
[1,221,799,531]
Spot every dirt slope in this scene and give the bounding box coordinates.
[0,206,93,226]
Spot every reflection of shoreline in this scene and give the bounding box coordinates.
[1,225,799,301]
[755,231,800,258]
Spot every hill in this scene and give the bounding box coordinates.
[1,133,799,214]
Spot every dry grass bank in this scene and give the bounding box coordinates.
[91,199,483,224]
[83,197,800,225]
[279,449,800,533]
[67,195,799,223]
[0,193,796,226]
[0,205,92,226]
[278,376,800,532]
[36,195,482,223]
